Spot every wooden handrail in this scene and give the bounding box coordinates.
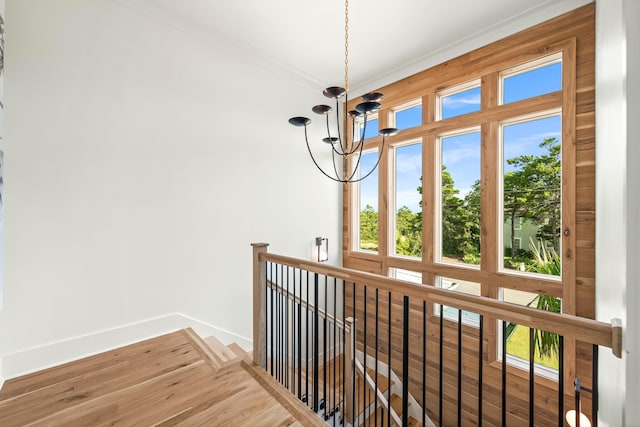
[259,251,622,357]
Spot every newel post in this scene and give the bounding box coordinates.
[252,243,269,367]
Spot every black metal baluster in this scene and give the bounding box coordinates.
[285,266,290,390]
[592,344,599,427]
[342,280,346,426]
[306,270,310,407]
[529,327,535,427]
[558,335,564,426]
[423,300,427,427]
[323,274,328,418]
[374,288,379,427]
[502,320,507,427]
[298,269,302,399]
[353,282,357,425]
[331,277,338,427]
[439,304,444,427]
[292,268,297,396]
[478,314,484,427]
[363,285,368,423]
[313,272,319,412]
[575,380,581,427]
[265,262,268,371]
[402,296,410,427]
[276,264,280,382]
[388,291,392,427]
[281,264,285,385]
[270,262,274,376]
[458,309,462,427]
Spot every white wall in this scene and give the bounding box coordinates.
[0,0,340,378]
[622,0,639,422]
[595,0,639,425]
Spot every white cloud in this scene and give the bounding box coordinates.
[442,146,480,166]
[442,94,481,109]
[396,153,422,173]
[395,189,421,212]
[504,131,561,159]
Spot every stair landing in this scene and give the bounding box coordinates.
[0,329,324,426]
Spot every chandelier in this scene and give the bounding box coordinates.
[288,0,399,183]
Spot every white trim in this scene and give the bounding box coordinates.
[389,137,423,259]
[0,313,252,381]
[435,127,482,269]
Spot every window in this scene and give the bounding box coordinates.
[389,268,422,284]
[393,141,422,257]
[343,18,584,385]
[500,113,561,276]
[359,115,379,140]
[357,150,379,252]
[500,288,562,379]
[435,276,481,327]
[437,129,481,266]
[501,54,562,104]
[392,100,422,130]
[437,81,481,120]
[514,217,523,230]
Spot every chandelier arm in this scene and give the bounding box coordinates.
[344,129,367,182]
[326,114,345,156]
[347,130,365,155]
[345,113,367,155]
[346,135,387,183]
[331,147,343,181]
[303,125,349,183]
[345,132,365,156]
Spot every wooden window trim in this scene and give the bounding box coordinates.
[344,31,579,377]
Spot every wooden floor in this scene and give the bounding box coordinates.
[0,329,325,426]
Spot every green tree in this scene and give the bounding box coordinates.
[359,204,378,250]
[505,137,561,255]
[503,169,535,259]
[396,205,421,256]
[462,179,481,261]
[441,167,466,257]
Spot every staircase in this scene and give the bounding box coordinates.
[301,350,430,427]
[351,351,433,427]
[184,329,246,371]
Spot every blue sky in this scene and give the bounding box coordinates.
[359,61,562,214]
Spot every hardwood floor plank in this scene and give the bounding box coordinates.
[0,331,189,400]
[0,330,323,427]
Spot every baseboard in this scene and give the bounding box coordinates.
[1,313,252,381]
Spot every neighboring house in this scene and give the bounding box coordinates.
[503,217,548,254]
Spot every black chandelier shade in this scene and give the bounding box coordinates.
[289,86,399,183]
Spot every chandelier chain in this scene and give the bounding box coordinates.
[344,0,349,91]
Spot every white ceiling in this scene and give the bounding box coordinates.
[127,0,592,94]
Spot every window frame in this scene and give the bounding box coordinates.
[389,137,424,259]
[497,108,563,280]
[344,37,578,378]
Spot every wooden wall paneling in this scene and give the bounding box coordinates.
[561,38,579,395]
[340,5,596,425]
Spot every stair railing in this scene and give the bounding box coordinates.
[252,243,622,427]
